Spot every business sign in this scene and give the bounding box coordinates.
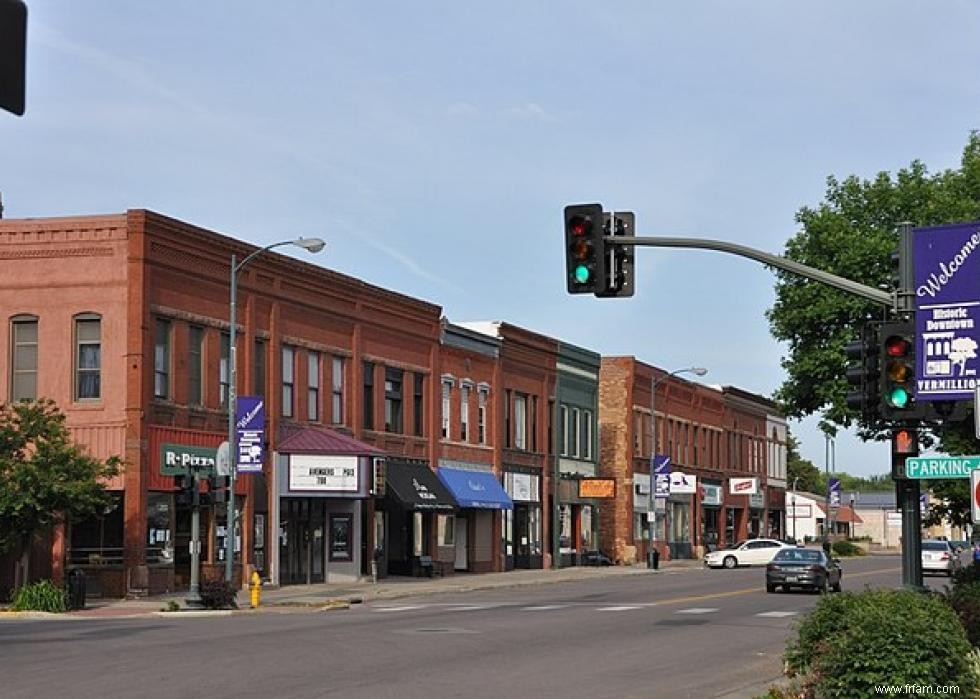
[371,457,386,496]
[160,443,217,476]
[289,454,359,492]
[669,471,697,494]
[905,455,980,479]
[913,222,980,401]
[701,484,722,506]
[653,454,671,499]
[578,478,615,499]
[235,396,265,474]
[729,477,759,495]
[787,504,812,519]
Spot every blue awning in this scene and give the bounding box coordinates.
[437,468,513,510]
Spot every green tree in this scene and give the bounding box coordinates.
[0,399,121,588]
[767,132,980,481]
[787,433,824,494]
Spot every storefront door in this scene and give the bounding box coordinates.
[454,515,468,571]
[279,498,325,585]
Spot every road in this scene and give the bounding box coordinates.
[0,555,928,699]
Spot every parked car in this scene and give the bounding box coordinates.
[766,548,842,593]
[921,539,962,577]
[704,538,795,569]
[949,540,970,554]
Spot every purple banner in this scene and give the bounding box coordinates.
[652,454,671,499]
[913,222,980,401]
[235,396,265,474]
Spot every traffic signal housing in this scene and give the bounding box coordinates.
[564,204,604,294]
[880,320,917,420]
[890,427,919,480]
[844,322,880,421]
[596,212,635,298]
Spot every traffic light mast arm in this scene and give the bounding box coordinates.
[609,235,895,308]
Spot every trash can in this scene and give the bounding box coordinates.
[647,548,660,570]
[67,568,86,610]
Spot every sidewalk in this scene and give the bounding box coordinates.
[7,558,704,620]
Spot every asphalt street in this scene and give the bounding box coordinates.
[0,555,923,699]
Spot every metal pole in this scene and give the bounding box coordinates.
[226,253,238,583]
[223,239,325,585]
[187,473,203,608]
[648,372,658,565]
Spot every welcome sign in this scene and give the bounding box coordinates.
[913,222,980,401]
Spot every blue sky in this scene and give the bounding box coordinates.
[4,2,980,476]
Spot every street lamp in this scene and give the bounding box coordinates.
[790,476,799,544]
[648,366,707,568]
[225,237,326,583]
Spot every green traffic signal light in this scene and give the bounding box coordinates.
[574,264,591,284]
[888,386,910,408]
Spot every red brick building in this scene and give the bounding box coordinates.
[598,357,785,563]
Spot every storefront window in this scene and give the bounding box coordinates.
[725,507,736,546]
[413,512,424,557]
[529,508,542,555]
[670,501,690,543]
[437,514,455,546]
[580,505,594,550]
[69,492,124,565]
[329,514,352,561]
[147,492,174,564]
[559,505,572,553]
[215,499,244,563]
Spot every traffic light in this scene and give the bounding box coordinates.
[880,320,917,419]
[0,0,26,116]
[175,474,193,507]
[564,204,604,294]
[890,427,919,480]
[596,212,635,298]
[844,322,880,420]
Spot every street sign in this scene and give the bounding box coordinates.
[905,455,980,479]
[913,222,980,402]
[972,469,980,523]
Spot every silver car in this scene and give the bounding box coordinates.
[921,539,961,577]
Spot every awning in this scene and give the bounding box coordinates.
[438,468,513,510]
[386,461,456,511]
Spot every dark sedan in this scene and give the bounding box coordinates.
[765,547,842,593]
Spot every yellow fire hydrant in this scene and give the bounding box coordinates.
[250,570,262,609]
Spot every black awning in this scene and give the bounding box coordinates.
[385,461,456,511]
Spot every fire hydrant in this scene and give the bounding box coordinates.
[250,570,262,609]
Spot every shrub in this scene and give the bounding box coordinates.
[785,590,866,674]
[200,580,238,610]
[947,581,980,647]
[788,588,975,695]
[831,540,865,557]
[953,563,980,587]
[11,580,67,613]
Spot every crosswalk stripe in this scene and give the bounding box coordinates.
[521,605,568,611]
[675,607,718,615]
[447,605,494,611]
[756,611,797,618]
[374,605,425,612]
[596,606,641,612]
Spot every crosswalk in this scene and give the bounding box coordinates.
[370,602,798,618]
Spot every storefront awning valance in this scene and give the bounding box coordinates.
[386,461,456,511]
[438,468,513,510]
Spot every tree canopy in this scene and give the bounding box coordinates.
[0,399,121,584]
[768,132,980,461]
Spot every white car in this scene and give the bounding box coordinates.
[921,539,962,577]
[704,538,796,569]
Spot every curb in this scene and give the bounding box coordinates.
[152,610,234,618]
